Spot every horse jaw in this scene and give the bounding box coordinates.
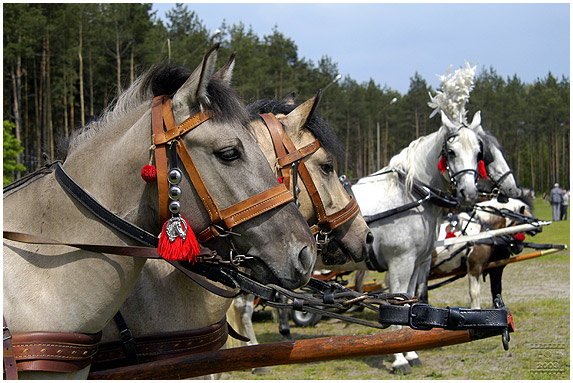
[171,43,219,121]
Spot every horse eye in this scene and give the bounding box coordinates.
[216,148,241,162]
[320,163,334,174]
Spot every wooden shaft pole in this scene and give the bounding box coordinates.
[88,328,476,380]
[429,248,560,280]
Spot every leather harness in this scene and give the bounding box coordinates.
[260,113,360,239]
[2,96,297,378]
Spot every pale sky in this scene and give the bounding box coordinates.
[151,2,570,94]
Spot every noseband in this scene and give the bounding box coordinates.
[151,96,295,258]
[260,113,360,251]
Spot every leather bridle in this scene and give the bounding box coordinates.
[151,96,295,248]
[440,128,481,189]
[259,113,360,251]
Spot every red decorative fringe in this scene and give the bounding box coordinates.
[438,156,447,174]
[478,160,488,179]
[157,217,201,262]
[445,231,457,239]
[514,232,525,242]
[141,164,157,183]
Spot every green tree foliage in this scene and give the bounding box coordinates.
[3,4,569,193]
[3,121,26,186]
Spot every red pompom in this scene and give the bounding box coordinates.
[514,232,525,242]
[438,156,447,174]
[445,231,457,239]
[141,164,157,183]
[478,160,488,179]
[277,176,284,184]
[157,216,201,262]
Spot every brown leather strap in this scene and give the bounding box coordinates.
[152,96,170,224]
[219,184,294,229]
[154,111,212,146]
[260,113,291,186]
[175,138,223,224]
[3,317,17,380]
[260,112,359,233]
[2,231,213,260]
[91,318,229,372]
[11,330,101,373]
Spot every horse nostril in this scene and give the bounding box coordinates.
[366,231,374,245]
[298,246,314,272]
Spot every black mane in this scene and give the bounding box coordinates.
[147,65,249,125]
[247,97,344,162]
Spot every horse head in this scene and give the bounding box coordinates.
[439,111,481,203]
[246,92,373,266]
[161,45,316,289]
[471,121,520,199]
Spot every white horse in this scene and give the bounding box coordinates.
[341,111,483,373]
[432,197,536,309]
[3,45,315,379]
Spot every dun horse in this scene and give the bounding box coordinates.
[3,45,315,379]
[94,65,371,373]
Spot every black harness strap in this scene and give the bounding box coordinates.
[54,163,159,248]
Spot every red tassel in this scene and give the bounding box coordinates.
[445,231,457,239]
[478,160,488,179]
[514,232,525,242]
[157,216,201,262]
[438,156,447,174]
[277,176,284,184]
[141,164,157,183]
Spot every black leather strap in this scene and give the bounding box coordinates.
[378,303,511,331]
[112,312,139,366]
[54,163,159,248]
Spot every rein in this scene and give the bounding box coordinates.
[259,113,360,250]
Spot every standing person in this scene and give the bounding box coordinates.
[549,183,563,221]
[560,189,569,221]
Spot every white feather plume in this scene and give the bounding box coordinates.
[428,61,477,125]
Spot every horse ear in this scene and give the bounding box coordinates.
[214,51,236,85]
[283,92,297,105]
[440,111,458,131]
[281,90,322,136]
[468,111,482,130]
[172,43,219,118]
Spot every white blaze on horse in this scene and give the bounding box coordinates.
[3,45,316,379]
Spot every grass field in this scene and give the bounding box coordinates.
[222,198,570,379]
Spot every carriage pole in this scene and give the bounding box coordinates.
[429,247,563,281]
[88,327,508,380]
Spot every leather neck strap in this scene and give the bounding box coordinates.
[151,97,295,243]
[260,113,359,235]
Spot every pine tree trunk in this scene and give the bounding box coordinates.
[529,135,535,192]
[89,48,94,117]
[116,30,122,98]
[47,31,53,161]
[345,111,350,173]
[63,71,69,137]
[130,43,135,85]
[79,21,85,127]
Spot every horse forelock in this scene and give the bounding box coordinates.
[67,66,250,156]
[246,98,344,162]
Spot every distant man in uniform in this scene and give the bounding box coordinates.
[549,183,563,221]
[560,189,569,221]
